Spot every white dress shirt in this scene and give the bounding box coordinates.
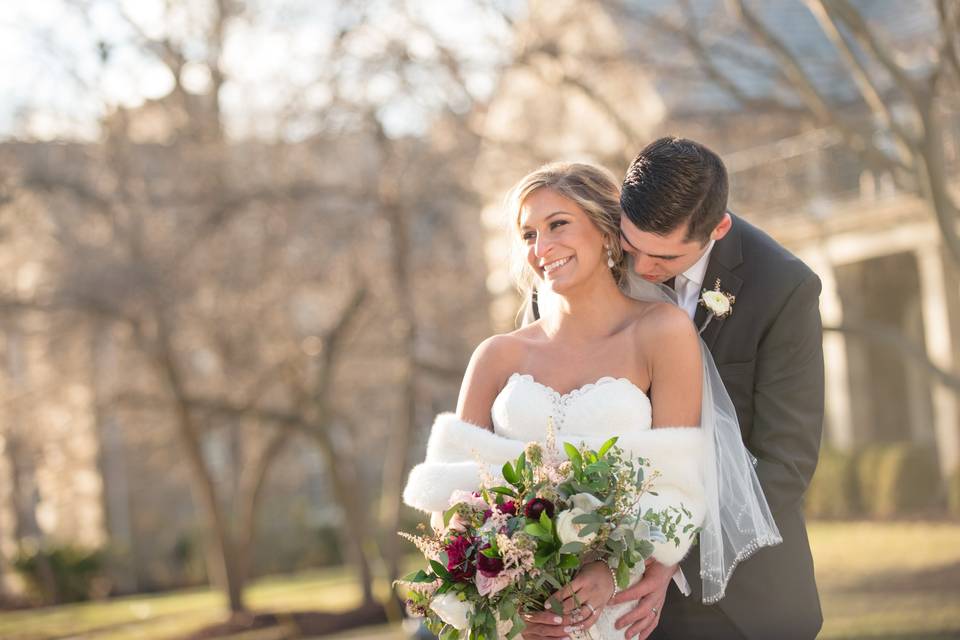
[674,240,715,321]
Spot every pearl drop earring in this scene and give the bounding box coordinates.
[607,247,615,268]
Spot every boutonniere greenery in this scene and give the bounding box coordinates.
[698,278,735,335]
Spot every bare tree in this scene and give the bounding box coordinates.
[602,0,959,264]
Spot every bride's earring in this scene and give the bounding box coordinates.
[606,246,615,268]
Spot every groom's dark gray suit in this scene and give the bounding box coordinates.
[651,213,825,640]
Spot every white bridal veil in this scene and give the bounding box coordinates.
[527,269,782,604]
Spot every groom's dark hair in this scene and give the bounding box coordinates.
[620,136,728,244]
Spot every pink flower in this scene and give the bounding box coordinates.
[449,490,488,510]
[446,512,468,532]
[482,500,517,523]
[476,571,512,597]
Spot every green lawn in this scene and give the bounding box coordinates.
[0,566,379,640]
[1,521,958,640]
[811,521,960,639]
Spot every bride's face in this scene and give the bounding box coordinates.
[518,188,609,293]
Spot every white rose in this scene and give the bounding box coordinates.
[431,592,474,630]
[555,508,597,546]
[701,290,731,316]
[569,492,604,512]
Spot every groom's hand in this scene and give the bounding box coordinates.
[609,560,675,639]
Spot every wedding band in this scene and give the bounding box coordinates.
[585,602,596,614]
[651,606,658,615]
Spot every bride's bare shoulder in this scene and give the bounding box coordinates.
[630,301,698,345]
[469,323,543,368]
[457,327,542,426]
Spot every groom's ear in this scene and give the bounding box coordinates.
[709,212,733,242]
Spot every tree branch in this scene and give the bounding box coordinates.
[937,0,960,85]
[729,0,836,123]
[828,0,918,91]
[805,0,919,161]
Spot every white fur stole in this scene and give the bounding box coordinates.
[402,413,705,566]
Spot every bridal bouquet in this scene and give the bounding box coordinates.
[396,423,695,640]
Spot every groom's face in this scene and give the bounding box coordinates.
[619,213,730,282]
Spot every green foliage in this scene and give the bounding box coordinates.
[806,449,860,519]
[857,443,941,518]
[13,543,107,605]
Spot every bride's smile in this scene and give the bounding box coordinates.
[542,255,573,276]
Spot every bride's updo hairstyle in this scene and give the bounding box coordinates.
[507,162,626,299]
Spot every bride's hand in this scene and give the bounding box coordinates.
[522,561,615,637]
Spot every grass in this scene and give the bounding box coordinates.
[811,520,960,639]
[0,566,377,640]
[1,521,958,639]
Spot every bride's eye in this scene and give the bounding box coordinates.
[549,220,568,231]
[521,230,536,242]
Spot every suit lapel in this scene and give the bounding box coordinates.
[694,215,744,350]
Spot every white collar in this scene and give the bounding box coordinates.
[680,240,715,289]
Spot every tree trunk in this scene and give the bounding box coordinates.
[148,316,247,613]
[376,143,419,586]
[916,103,960,269]
[236,429,289,586]
[307,428,377,605]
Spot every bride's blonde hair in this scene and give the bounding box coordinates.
[506,162,626,300]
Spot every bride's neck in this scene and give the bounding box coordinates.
[540,275,633,341]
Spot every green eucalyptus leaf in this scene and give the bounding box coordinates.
[559,541,585,554]
[572,512,604,525]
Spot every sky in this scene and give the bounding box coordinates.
[0,0,514,141]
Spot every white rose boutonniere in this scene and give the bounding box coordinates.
[698,278,735,335]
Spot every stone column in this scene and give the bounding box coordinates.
[803,250,855,452]
[916,248,960,478]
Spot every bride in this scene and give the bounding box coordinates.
[403,162,779,640]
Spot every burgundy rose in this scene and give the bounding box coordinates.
[498,500,517,516]
[524,497,555,520]
[477,544,504,577]
[444,535,476,581]
[483,500,518,522]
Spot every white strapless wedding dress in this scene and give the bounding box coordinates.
[491,372,653,640]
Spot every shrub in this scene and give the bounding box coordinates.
[806,448,859,519]
[13,542,107,605]
[855,445,888,516]
[859,443,941,518]
[948,467,960,518]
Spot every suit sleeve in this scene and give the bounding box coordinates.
[749,271,824,513]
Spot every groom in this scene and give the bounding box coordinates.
[613,137,824,639]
